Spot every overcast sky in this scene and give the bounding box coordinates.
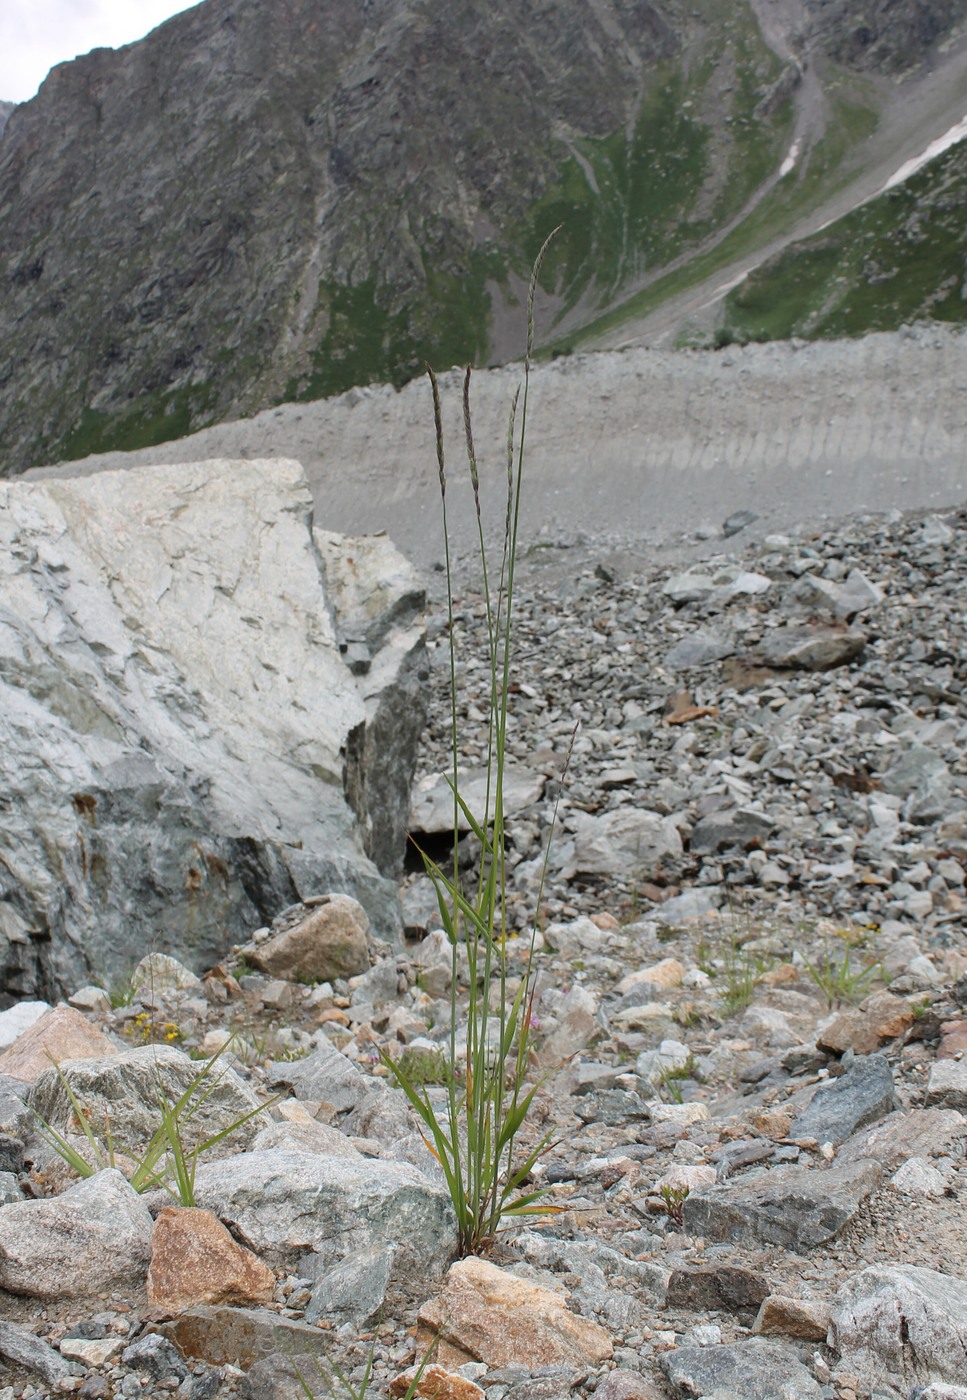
[0,1,202,104]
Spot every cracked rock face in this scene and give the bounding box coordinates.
[0,458,427,998]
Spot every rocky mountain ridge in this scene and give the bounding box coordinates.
[2,0,966,474]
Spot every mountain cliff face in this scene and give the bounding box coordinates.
[0,0,963,474]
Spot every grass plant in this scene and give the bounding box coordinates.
[801,929,883,1009]
[34,1037,276,1205]
[381,233,567,1256]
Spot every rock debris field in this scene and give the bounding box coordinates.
[1,497,967,1400]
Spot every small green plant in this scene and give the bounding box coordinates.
[394,1046,454,1087]
[105,975,136,1009]
[34,1038,277,1205]
[659,1183,689,1226]
[801,930,883,1009]
[382,233,566,1256]
[657,1053,701,1103]
[718,938,774,1017]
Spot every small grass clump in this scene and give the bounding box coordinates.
[394,1046,455,1087]
[381,234,567,1257]
[801,927,883,1009]
[33,1037,276,1206]
[698,934,774,1018]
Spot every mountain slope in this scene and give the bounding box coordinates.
[0,0,964,474]
[719,135,967,342]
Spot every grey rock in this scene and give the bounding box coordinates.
[663,572,718,604]
[191,1148,456,1285]
[653,888,723,922]
[0,1171,24,1203]
[682,1158,882,1251]
[28,1043,263,1156]
[0,1320,74,1386]
[660,1337,822,1399]
[666,1265,770,1315]
[410,764,545,835]
[573,1088,654,1126]
[837,1109,967,1172]
[722,509,759,537]
[829,1265,967,1395]
[267,1036,413,1145]
[503,1371,581,1400]
[0,1167,153,1297]
[788,1054,896,1145]
[801,568,884,619]
[0,1132,24,1173]
[241,1352,335,1400]
[0,462,424,997]
[161,1307,332,1369]
[664,628,737,670]
[882,745,953,822]
[757,625,866,671]
[304,1242,396,1324]
[130,952,203,995]
[570,808,683,878]
[924,1059,967,1114]
[690,807,775,854]
[121,1333,189,1382]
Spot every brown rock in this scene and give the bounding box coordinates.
[0,1004,118,1084]
[416,1258,613,1370]
[161,1306,330,1367]
[594,1371,666,1400]
[147,1206,275,1315]
[816,992,915,1056]
[389,1364,484,1400]
[663,691,719,726]
[756,625,866,672]
[249,894,371,983]
[666,1265,769,1315]
[837,1109,967,1173]
[615,959,685,995]
[749,1107,793,1139]
[753,1294,831,1340]
[938,1019,967,1060]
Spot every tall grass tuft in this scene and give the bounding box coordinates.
[383,232,566,1256]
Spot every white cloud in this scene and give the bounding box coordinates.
[0,0,201,105]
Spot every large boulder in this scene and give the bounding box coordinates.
[0,1168,153,1298]
[0,460,426,997]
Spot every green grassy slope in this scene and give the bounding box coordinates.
[719,138,967,342]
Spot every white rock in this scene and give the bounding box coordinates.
[890,1157,947,1197]
[0,1002,49,1049]
[829,1265,967,1393]
[570,808,682,879]
[0,1169,152,1298]
[191,1149,456,1287]
[544,918,606,959]
[0,461,425,996]
[649,1102,710,1126]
